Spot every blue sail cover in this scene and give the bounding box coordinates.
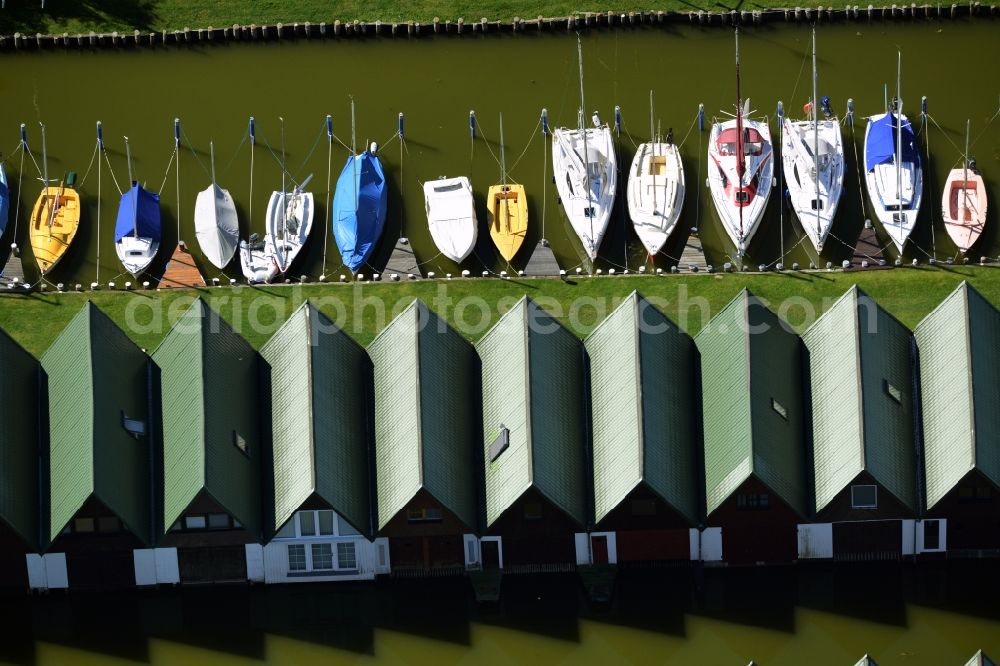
[865,113,920,172]
[332,152,388,273]
[114,183,161,242]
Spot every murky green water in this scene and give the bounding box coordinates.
[1,22,998,286]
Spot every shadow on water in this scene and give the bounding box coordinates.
[2,562,1000,662]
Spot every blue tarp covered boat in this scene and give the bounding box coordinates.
[864,112,919,172]
[115,182,162,275]
[332,150,387,273]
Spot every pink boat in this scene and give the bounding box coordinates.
[941,163,988,253]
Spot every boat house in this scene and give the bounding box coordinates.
[477,297,586,572]
[369,300,478,575]
[800,287,918,562]
[696,290,807,565]
[585,292,699,566]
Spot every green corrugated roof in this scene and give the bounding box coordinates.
[586,291,697,525]
[804,287,915,513]
[369,300,476,531]
[42,302,151,546]
[916,282,1000,510]
[696,289,806,517]
[965,650,996,666]
[261,302,371,539]
[154,299,261,539]
[0,329,39,548]
[479,297,585,528]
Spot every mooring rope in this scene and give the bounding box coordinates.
[157,149,176,196]
[12,145,25,246]
[219,125,250,178]
[76,141,100,189]
[180,128,211,179]
[322,116,333,275]
[924,109,937,260]
[506,116,542,175]
[101,141,124,196]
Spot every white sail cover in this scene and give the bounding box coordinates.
[195,183,240,269]
[424,176,477,263]
[781,117,844,252]
[552,125,617,260]
[627,142,685,256]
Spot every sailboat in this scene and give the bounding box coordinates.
[707,28,774,258]
[781,29,844,254]
[553,37,617,261]
[941,119,987,253]
[627,92,685,256]
[195,141,240,269]
[333,101,388,273]
[863,52,922,254]
[242,119,314,283]
[488,114,528,262]
[114,139,162,275]
[29,124,81,275]
[424,176,477,263]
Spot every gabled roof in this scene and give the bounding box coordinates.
[966,650,996,666]
[0,329,39,548]
[369,300,476,531]
[42,302,151,546]
[803,286,916,514]
[478,297,586,528]
[586,291,698,525]
[854,656,879,666]
[261,302,371,539]
[695,289,806,517]
[916,282,1000,510]
[153,299,261,539]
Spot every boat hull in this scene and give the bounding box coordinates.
[487,184,528,262]
[863,112,922,253]
[424,176,477,264]
[333,153,388,273]
[30,185,81,275]
[239,236,280,284]
[114,183,162,276]
[0,163,8,237]
[552,125,617,260]
[781,117,844,253]
[268,190,314,275]
[194,184,240,269]
[627,142,685,256]
[707,118,774,257]
[116,236,160,276]
[941,169,987,253]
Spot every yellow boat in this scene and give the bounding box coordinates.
[30,172,81,275]
[487,183,528,263]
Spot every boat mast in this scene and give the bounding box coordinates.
[500,113,510,232]
[125,137,138,239]
[577,35,595,257]
[812,27,820,242]
[895,51,903,249]
[962,118,970,212]
[209,141,221,250]
[40,123,49,189]
[735,27,745,251]
[351,98,359,224]
[280,117,288,271]
[650,90,657,213]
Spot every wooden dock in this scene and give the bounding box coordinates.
[852,224,885,267]
[1,250,25,286]
[524,240,560,276]
[158,242,205,288]
[383,240,420,277]
[679,229,709,272]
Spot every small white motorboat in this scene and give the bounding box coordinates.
[627,137,685,256]
[194,142,239,269]
[424,176,477,263]
[941,121,987,254]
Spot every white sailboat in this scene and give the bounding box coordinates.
[552,36,618,261]
[707,28,774,258]
[194,141,240,269]
[424,176,477,263]
[781,28,844,253]
[863,52,922,254]
[627,92,685,256]
[114,138,162,276]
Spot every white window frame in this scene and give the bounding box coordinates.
[274,509,356,540]
[917,519,947,553]
[480,536,504,570]
[850,484,878,509]
[277,510,364,575]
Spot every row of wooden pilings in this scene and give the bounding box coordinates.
[2,4,996,50]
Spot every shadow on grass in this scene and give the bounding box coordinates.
[0,0,158,35]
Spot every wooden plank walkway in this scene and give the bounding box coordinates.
[524,240,560,276]
[852,223,885,266]
[0,250,25,285]
[679,229,709,271]
[158,242,205,288]
[383,241,420,277]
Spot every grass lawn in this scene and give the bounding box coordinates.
[3,0,897,36]
[0,267,996,358]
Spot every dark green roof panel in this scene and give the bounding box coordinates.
[42,303,151,545]
[261,303,371,538]
[969,285,1000,490]
[0,330,39,547]
[155,299,260,538]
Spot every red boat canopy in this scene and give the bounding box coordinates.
[716,128,764,156]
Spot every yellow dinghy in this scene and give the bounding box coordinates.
[30,171,81,275]
[487,183,528,262]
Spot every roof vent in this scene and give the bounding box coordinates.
[489,425,510,463]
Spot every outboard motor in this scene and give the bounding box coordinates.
[591,111,602,128]
[969,157,978,174]
[666,127,674,145]
[249,233,265,252]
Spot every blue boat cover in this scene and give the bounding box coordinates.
[115,183,161,243]
[865,113,919,172]
[332,152,388,273]
[0,164,8,236]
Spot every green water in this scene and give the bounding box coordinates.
[1,22,998,286]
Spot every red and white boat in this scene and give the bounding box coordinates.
[707,29,774,258]
[941,120,988,254]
